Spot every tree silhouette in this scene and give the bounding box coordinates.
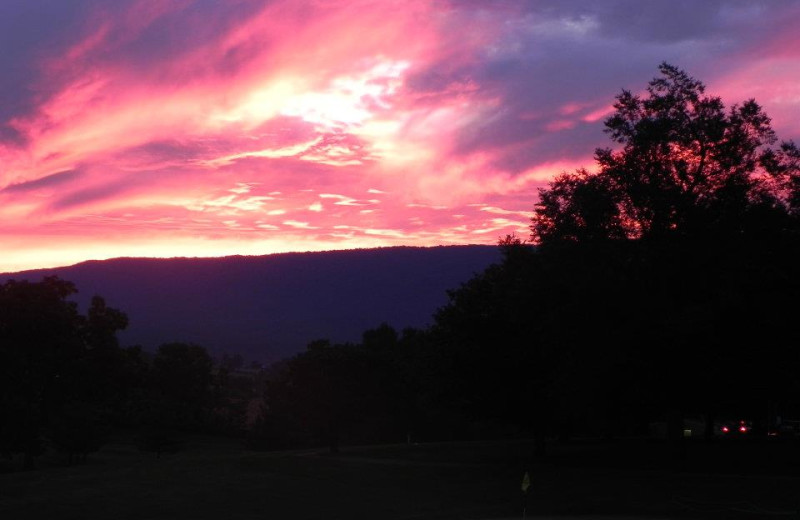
[263,339,363,452]
[147,342,214,425]
[254,325,439,451]
[136,343,214,457]
[0,277,128,468]
[0,278,83,468]
[533,62,798,244]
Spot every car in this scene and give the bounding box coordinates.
[717,419,752,436]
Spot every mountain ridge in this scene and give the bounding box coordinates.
[1,245,501,362]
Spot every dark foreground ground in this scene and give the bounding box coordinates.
[1,436,799,519]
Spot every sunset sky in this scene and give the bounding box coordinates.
[1,0,799,272]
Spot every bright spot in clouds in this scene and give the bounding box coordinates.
[0,0,799,271]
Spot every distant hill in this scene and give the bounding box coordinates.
[1,246,500,363]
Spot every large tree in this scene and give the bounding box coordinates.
[0,277,129,468]
[528,63,800,443]
[0,278,83,467]
[532,62,799,243]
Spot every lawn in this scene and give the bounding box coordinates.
[1,436,798,519]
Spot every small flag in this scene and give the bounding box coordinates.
[521,471,530,493]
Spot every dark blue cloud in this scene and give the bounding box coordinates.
[49,183,128,210]
[412,0,800,172]
[1,169,82,192]
[72,0,268,80]
[0,1,94,121]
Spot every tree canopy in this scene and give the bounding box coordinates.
[532,63,800,244]
[0,277,129,467]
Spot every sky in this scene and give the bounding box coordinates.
[1,0,799,272]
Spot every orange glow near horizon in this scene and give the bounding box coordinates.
[1,1,799,272]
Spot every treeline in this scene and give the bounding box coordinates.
[0,277,254,469]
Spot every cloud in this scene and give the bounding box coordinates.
[49,182,130,211]
[319,194,372,206]
[0,0,798,271]
[1,169,81,193]
[283,220,317,230]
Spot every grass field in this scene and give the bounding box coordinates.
[1,436,799,519]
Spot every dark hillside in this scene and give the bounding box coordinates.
[1,246,500,361]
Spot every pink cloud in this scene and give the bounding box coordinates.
[545,119,577,132]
